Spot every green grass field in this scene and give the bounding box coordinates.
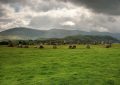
[0,44,120,85]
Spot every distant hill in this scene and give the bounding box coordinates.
[79,31,120,40]
[0,27,46,40]
[0,27,120,40]
[64,35,119,42]
[0,27,81,40]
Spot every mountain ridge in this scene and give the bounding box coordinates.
[0,27,120,40]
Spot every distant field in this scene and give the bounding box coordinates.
[0,44,120,85]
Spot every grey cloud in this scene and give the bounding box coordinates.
[0,18,13,22]
[29,16,56,29]
[1,0,120,15]
[0,3,15,18]
[30,1,66,12]
[0,0,66,13]
[0,0,27,4]
[0,0,31,13]
[29,16,77,30]
[65,0,120,15]
[0,0,120,33]
[29,16,72,29]
[0,3,7,17]
[0,9,5,17]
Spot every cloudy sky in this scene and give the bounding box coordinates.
[0,0,120,33]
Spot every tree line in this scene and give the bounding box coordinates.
[0,35,119,46]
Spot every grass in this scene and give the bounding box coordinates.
[0,44,120,85]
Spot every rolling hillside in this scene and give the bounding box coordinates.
[0,27,120,40]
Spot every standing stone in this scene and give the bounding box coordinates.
[86,44,90,49]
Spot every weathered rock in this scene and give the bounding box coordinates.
[39,45,44,49]
[86,44,90,49]
[53,45,57,49]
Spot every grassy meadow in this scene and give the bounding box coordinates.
[0,44,120,85]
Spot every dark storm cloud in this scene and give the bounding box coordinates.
[66,0,120,15]
[0,0,27,18]
[0,0,27,4]
[0,0,120,33]
[1,0,120,15]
